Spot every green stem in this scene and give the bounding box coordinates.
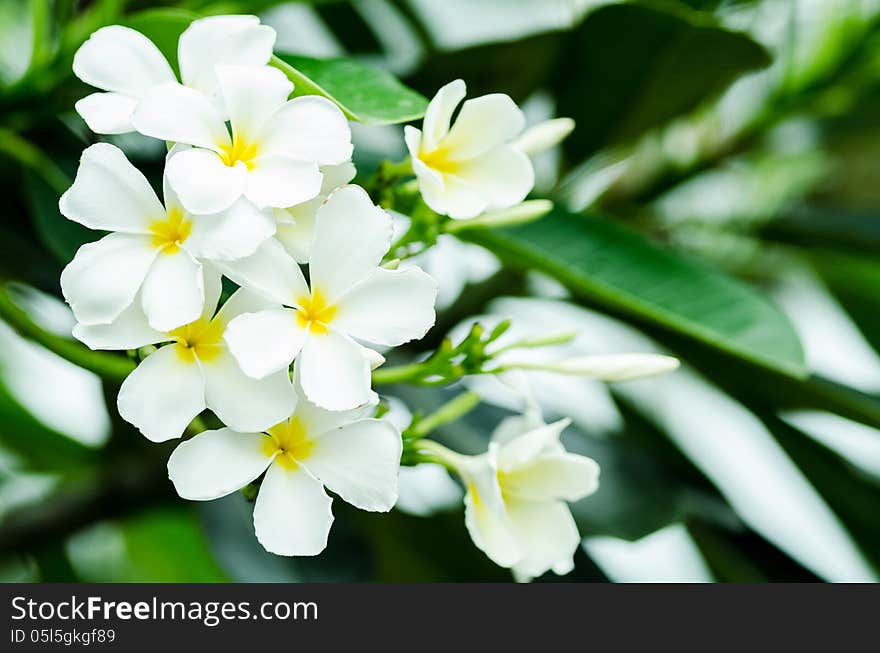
[0,128,70,195]
[409,391,481,438]
[490,330,578,356]
[372,361,429,385]
[411,438,468,471]
[0,285,135,381]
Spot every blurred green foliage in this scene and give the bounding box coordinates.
[1,0,880,583]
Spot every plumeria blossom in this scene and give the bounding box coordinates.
[167,375,401,556]
[405,79,534,219]
[274,161,356,263]
[75,272,295,442]
[428,407,599,580]
[60,143,275,332]
[132,64,352,215]
[73,15,275,134]
[222,184,438,411]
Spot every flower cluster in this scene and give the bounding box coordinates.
[60,14,680,578]
[64,15,436,556]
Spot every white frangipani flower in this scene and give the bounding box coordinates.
[73,15,275,134]
[273,161,356,263]
[75,274,295,443]
[167,376,401,556]
[431,410,599,580]
[222,184,437,411]
[60,143,275,332]
[404,79,534,219]
[132,64,352,215]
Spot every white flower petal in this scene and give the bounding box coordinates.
[166,148,247,215]
[185,198,275,261]
[463,458,521,568]
[60,143,164,233]
[507,498,580,579]
[305,419,401,512]
[290,370,377,435]
[443,93,525,160]
[61,233,158,325]
[73,296,165,351]
[308,185,391,301]
[319,161,356,192]
[75,92,139,135]
[216,64,292,140]
[422,79,466,152]
[512,117,575,156]
[73,25,174,97]
[168,427,274,500]
[199,264,224,321]
[140,250,205,332]
[426,173,487,219]
[217,238,308,305]
[298,329,375,411]
[202,350,296,433]
[213,287,278,326]
[178,16,276,97]
[245,155,321,209]
[334,267,437,346]
[117,345,206,442]
[132,82,229,150]
[495,418,570,471]
[224,308,307,379]
[271,163,353,263]
[275,203,320,263]
[502,453,599,502]
[260,95,352,164]
[452,145,534,210]
[253,463,333,556]
[404,125,425,161]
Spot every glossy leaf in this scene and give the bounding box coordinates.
[461,208,807,377]
[273,53,428,124]
[556,2,771,158]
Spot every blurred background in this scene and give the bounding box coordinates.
[2,0,880,582]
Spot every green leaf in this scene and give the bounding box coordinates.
[273,53,428,125]
[556,2,771,159]
[25,172,92,265]
[68,507,228,582]
[460,208,807,377]
[0,381,98,473]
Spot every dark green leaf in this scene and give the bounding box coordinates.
[273,54,428,124]
[556,2,771,159]
[0,382,99,473]
[460,207,807,377]
[25,172,93,264]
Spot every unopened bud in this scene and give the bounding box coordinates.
[512,118,575,156]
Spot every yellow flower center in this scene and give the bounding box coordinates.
[264,417,314,470]
[218,135,259,170]
[419,146,460,175]
[149,207,191,254]
[169,317,224,363]
[295,289,337,335]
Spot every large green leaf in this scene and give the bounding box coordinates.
[272,54,428,125]
[461,208,807,377]
[556,2,771,159]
